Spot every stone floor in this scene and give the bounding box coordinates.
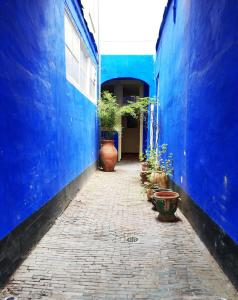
[1,161,238,300]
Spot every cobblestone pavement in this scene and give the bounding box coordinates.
[1,161,238,300]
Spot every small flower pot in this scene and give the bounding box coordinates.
[140,171,150,184]
[146,188,154,201]
[154,191,180,222]
[150,171,168,189]
[141,162,148,171]
[151,188,172,208]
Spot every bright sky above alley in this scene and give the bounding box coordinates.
[99,0,168,54]
[81,0,167,54]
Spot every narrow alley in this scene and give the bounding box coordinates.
[1,162,237,300]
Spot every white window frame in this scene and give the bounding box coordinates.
[64,12,81,89]
[64,10,97,104]
[89,61,97,100]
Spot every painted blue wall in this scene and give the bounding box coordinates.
[155,0,238,243]
[101,55,155,97]
[0,0,98,240]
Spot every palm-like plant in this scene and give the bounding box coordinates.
[98,91,119,130]
[98,91,155,139]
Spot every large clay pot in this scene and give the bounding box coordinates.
[154,191,180,222]
[150,171,168,188]
[100,140,117,172]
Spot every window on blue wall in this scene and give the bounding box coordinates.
[80,43,89,92]
[89,62,96,99]
[65,12,80,85]
[64,11,97,103]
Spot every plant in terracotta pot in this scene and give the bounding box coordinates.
[149,144,174,189]
[98,94,155,172]
[119,97,156,180]
[150,187,173,209]
[140,171,148,184]
[144,182,160,201]
[98,91,120,172]
[139,146,158,185]
[139,153,148,171]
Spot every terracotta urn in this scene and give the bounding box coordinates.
[99,140,117,172]
[153,191,180,222]
[150,171,168,188]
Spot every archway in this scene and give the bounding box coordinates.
[101,78,149,161]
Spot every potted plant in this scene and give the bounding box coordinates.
[139,147,157,185]
[149,144,174,189]
[98,93,154,172]
[119,96,155,179]
[98,91,120,172]
[139,153,148,171]
[144,182,161,201]
[153,190,180,222]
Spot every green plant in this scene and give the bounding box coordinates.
[145,144,174,176]
[139,153,146,162]
[146,147,158,171]
[144,182,161,189]
[158,144,174,176]
[98,92,155,140]
[98,91,120,132]
[120,97,155,119]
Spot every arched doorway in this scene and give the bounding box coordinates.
[101,78,149,161]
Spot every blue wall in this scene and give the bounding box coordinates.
[155,0,238,243]
[0,0,98,240]
[101,55,155,97]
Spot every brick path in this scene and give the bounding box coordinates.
[1,161,237,300]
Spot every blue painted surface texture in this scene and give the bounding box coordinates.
[0,0,98,239]
[101,55,155,97]
[155,0,238,243]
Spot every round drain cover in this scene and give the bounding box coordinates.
[4,296,18,300]
[127,237,138,242]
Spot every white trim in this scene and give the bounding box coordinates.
[150,104,154,148]
[64,10,97,105]
[139,114,143,157]
[139,85,144,158]
[118,129,122,161]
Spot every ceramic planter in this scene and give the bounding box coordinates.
[99,139,117,172]
[146,188,154,201]
[153,190,180,222]
[140,171,149,184]
[145,184,161,201]
[151,188,172,208]
[150,171,168,189]
[141,162,148,171]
